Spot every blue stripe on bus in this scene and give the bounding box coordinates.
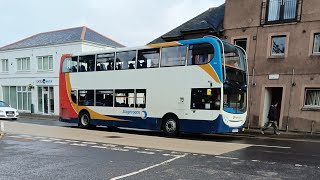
[178,37,223,82]
[59,115,242,134]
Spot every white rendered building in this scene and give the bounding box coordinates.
[0,26,124,115]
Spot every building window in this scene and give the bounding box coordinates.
[3,86,31,111]
[37,56,53,71]
[234,39,247,52]
[161,46,187,67]
[304,89,320,108]
[271,36,286,56]
[17,57,30,72]
[266,0,298,24]
[313,33,320,54]
[0,59,9,72]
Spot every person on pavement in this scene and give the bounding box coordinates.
[261,102,280,135]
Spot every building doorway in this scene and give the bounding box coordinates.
[261,87,283,127]
[38,86,54,114]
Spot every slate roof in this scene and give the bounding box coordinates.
[149,4,225,44]
[0,26,124,51]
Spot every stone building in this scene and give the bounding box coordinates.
[151,0,320,133]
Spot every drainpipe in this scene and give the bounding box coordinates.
[286,68,295,132]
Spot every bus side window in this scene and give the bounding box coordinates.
[96,90,113,107]
[187,43,214,65]
[79,55,95,72]
[136,89,146,108]
[97,53,115,71]
[137,49,160,69]
[78,90,94,106]
[71,90,77,104]
[191,88,220,110]
[161,46,187,67]
[116,51,136,70]
[115,89,135,107]
[62,57,78,73]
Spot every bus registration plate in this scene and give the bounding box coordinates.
[232,129,239,133]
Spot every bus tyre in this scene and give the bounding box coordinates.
[79,111,91,129]
[163,116,179,136]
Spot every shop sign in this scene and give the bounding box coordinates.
[36,79,53,84]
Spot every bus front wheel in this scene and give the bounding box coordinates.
[79,111,91,129]
[163,116,179,136]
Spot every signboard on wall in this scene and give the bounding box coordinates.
[268,74,280,80]
[35,79,53,85]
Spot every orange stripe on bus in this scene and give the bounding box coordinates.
[65,74,129,122]
[198,64,221,84]
[147,42,180,48]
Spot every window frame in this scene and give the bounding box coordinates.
[265,0,299,25]
[37,55,54,72]
[16,57,31,72]
[267,33,290,58]
[312,33,320,55]
[303,88,320,109]
[0,59,9,73]
[160,45,187,67]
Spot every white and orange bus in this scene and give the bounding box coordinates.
[59,37,248,135]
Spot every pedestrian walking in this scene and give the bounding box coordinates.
[261,102,280,135]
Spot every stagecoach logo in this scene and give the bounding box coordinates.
[122,110,148,120]
[233,116,241,120]
[36,79,53,84]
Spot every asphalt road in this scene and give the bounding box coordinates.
[0,119,320,180]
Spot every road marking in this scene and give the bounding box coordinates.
[40,139,53,142]
[70,143,88,147]
[64,140,79,143]
[251,160,260,162]
[124,146,139,150]
[102,144,117,147]
[81,142,97,145]
[193,154,198,156]
[111,147,129,152]
[49,138,62,141]
[54,141,68,144]
[136,151,155,155]
[295,164,303,167]
[91,145,108,149]
[252,144,291,149]
[110,153,187,180]
[215,156,239,160]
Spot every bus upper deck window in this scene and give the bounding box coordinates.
[188,43,214,65]
[97,53,115,71]
[62,57,78,73]
[116,51,136,70]
[78,55,95,72]
[137,48,160,69]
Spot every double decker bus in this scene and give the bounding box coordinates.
[59,37,248,135]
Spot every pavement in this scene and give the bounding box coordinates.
[17,113,320,142]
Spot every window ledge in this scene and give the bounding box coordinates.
[36,70,54,73]
[310,53,320,57]
[268,55,285,59]
[301,107,320,111]
[16,71,32,74]
[263,21,298,27]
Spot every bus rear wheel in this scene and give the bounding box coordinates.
[163,116,179,136]
[79,111,91,129]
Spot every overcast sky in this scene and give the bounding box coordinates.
[0,0,224,47]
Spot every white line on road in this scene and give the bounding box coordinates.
[215,156,239,160]
[49,138,62,141]
[54,141,68,144]
[70,143,88,147]
[91,145,109,149]
[124,146,139,150]
[136,151,155,155]
[110,153,188,180]
[40,139,53,142]
[252,144,291,149]
[80,142,97,145]
[102,144,117,147]
[110,147,129,152]
[64,140,79,143]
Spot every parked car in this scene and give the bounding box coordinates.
[0,101,19,120]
